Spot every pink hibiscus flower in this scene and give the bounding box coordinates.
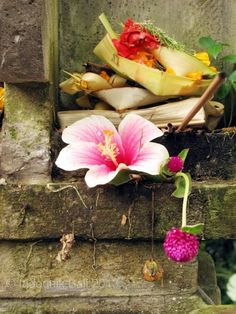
[56,114,169,188]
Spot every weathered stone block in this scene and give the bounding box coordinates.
[157,132,236,181]
[0,84,52,183]
[0,240,207,313]
[0,0,53,83]
[0,241,197,298]
[0,295,207,314]
[190,305,236,314]
[198,252,221,305]
[0,181,235,240]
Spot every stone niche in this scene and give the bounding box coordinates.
[0,1,236,314]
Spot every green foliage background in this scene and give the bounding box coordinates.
[203,240,236,304]
[199,36,236,127]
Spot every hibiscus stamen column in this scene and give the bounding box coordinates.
[97,129,119,167]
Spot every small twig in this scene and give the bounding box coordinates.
[90,223,97,270]
[126,202,134,240]
[17,204,29,227]
[197,286,215,305]
[72,221,75,234]
[151,190,155,259]
[24,240,42,275]
[95,189,101,208]
[126,185,139,239]
[177,72,225,132]
[47,183,88,209]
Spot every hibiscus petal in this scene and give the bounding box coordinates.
[118,114,164,164]
[85,163,128,188]
[62,115,121,146]
[55,142,109,171]
[129,142,169,175]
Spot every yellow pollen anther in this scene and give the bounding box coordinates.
[103,129,114,137]
[97,129,119,167]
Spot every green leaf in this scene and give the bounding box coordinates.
[229,71,236,91]
[109,170,133,186]
[199,36,217,49]
[172,173,192,198]
[182,223,204,235]
[110,170,165,186]
[178,149,189,163]
[198,36,228,59]
[221,54,236,63]
[144,173,166,183]
[161,163,174,177]
[216,82,231,99]
[232,82,236,91]
[229,70,236,83]
[208,44,225,59]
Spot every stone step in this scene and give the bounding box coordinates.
[0,181,235,240]
[0,240,207,313]
[0,241,197,299]
[190,305,236,314]
[0,296,206,314]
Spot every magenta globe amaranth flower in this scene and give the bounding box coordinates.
[163,228,199,262]
[167,156,183,173]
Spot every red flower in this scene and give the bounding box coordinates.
[112,39,139,58]
[167,156,183,173]
[163,228,199,262]
[112,18,159,59]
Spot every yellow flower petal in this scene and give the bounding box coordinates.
[209,66,217,72]
[186,71,203,80]
[0,87,4,110]
[194,51,211,66]
[100,71,110,81]
[165,67,176,75]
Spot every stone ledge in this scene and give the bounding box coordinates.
[0,241,197,299]
[0,181,235,240]
[0,295,207,314]
[190,305,236,314]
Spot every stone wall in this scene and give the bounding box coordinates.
[0,0,57,183]
[59,0,236,78]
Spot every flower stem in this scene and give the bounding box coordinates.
[175,172,190,228]
[99,13,118,39]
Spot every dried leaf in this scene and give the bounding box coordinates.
[121,214,127,226]
[143,259,164,282]
[56,233,75,262]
